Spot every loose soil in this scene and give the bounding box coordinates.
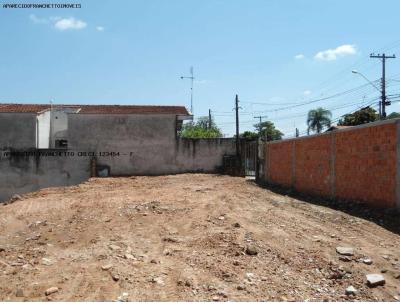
[0,174,399,301]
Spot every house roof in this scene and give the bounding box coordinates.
[0,104,50,113]
[326,125,353,132]
[0,103,189,115]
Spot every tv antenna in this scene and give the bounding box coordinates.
[180,66,195,114]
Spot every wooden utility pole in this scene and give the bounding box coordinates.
[208,109,212,129]
[253,115,268,135]
[370,53,396,118]
[235,94,240,157]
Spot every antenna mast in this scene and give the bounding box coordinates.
[180,66,195,114]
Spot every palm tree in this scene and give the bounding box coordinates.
[307,107,332,134]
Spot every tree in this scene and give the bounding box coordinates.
[196,116,211,129]
[240,131,259,141]
[181,116,223,138]
[386,112,400,120]
[256,121,283,141]
[307,107,332,134]
[338,107,378,126]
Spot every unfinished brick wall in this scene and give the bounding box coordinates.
[294,134,333,198]
[267,140,293,187]
[264,120,400,208]
[335,123,397,208]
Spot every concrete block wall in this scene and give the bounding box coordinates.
[0,113,37,149]
[0,151,91,202]
[68,114,236,175]
[67,113,177,175]
[175,138,236,174]
[0,137,235,203]
[0,112,236,202]
[264,119,400,209]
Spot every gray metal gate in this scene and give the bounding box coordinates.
[243,140,257,177]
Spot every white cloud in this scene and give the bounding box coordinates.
[303,90,312,96]
[30,15,87,31]
[314,44,357,61]
[96,26,105,31]
[54,17,87,30]
[29,14,49,24]
[295,54,305,60]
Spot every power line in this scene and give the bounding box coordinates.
[241,100,301,106]
[235,40,400,115]
[285,100,380,139]
[218,42,400,136]
[215,97,379,126]
[297,39,400,98]
[218,95,383,138]
[238,82,380,112]
[212,82,385,119]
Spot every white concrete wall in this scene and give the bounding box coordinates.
[51,108,75,148]
[36,108,75,148]
[37,111,50,148]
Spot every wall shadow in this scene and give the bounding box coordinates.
[254,180,400,235]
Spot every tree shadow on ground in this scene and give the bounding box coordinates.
[252,180,400,236]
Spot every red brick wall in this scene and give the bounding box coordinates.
[294,134,332,198]
[335,123,397,208]
[264,120,399,208]
[267,140,293,187]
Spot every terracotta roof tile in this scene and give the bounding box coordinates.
[326,125,354,132]
[0,104,50,113]
[0,103,189,115]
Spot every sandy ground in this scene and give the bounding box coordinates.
[0,174,399,302]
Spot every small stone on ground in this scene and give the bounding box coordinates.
[336,247,354,256]
[366,274,385,287]
[245,245,258,256]
[45,287,59,296]
[345,285,357,295]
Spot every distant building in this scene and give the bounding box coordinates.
[0,103,237,202]
[0,103,191,149]
[325,125,353,132]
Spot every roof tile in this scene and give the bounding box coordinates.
[0,103,189,115]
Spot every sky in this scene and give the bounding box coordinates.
[1,0,400,137]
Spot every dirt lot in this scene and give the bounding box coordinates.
[0,174,399,301]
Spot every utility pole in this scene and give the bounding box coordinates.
[253,115,268,135]
[370,53,396,118]
[208,109,212,129]
[235,94,240,157]
[180,66,195,114]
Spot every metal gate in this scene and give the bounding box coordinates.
[243,140,257,177]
